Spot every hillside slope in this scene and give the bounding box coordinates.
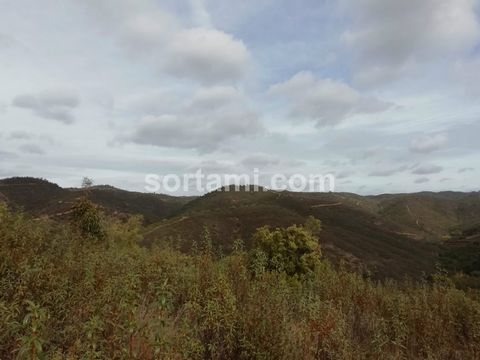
[374,192,480,240]
[2,177,479,279]
[144,188,444,278]
[0,177,192,224]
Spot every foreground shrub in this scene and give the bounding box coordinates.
[70,197,104,240]
[1,205,480,359]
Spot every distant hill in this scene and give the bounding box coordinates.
[2,177,479,279]
[373,191,480,241]
[0,177,193,224]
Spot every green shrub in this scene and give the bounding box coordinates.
[70,197,105,240]
[249,221,321,277]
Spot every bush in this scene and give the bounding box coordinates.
[70,197,104,240]
[249,219,322,277]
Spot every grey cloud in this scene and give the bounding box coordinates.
[122,10,178,53]
[409,133,448,154]
[341,0,480,86]
[164,27,250,84]
[351,147,385,161]
[187,160,236,174]
[18,144,45,155]
[412,164,443,175]
[269,72,392,126]
[0,33,16,49]
[241,154,280,168]
[10,131,32,140]
[369,166,406,177]
[12,90,80,124]
[78,2,172,52]
[363,147,386,157]
[458,167,474,173]
[0,150,17,160]
[415,177,430,184]
[283,159,305,168]
[124,90,182,116]
[240,153,304,170]
[9,131,56,145]
[454,57,480,97]
[336,170,354,179]
[128,86,263,152]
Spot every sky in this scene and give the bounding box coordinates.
[0,0,479,195]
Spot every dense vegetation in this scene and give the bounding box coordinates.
[1,201,480,359]
[4,178,480,281]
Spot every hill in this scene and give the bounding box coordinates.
[0,177,193,224]
[143,188,444,278]
[2,177,480,279]
[373,191,480,240]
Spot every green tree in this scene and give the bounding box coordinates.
[250,220,322,277]
[70,197,104,240]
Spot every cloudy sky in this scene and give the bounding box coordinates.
[1,0,479,194]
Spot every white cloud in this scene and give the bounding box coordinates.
[122,11,179,53]
[128,86,263,152]
[269,71,392,126]
[164,27,250,84]
[409,133,448,154]
[83,1,250,84]
[12,90,80,124]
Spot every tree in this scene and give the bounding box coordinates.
[71,197,104,240]
[81,177,94,188]
[249,219,322,277]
